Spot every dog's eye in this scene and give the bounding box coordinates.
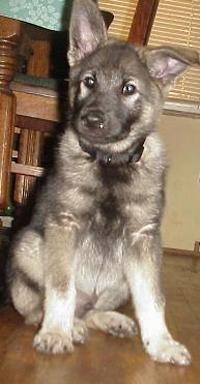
[122,82,137,96]
[83,75,96,89]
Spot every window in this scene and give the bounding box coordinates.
[99,0,138,40]
[148,0,200,102]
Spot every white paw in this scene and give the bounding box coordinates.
[33,331,74,354]
[146,337,191,365]
[72,319,88,344]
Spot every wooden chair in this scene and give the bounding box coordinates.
[0,17,54,211]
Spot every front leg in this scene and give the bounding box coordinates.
[34,215,78,354]
[125,231,191,365]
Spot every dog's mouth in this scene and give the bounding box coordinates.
[75,109,131,145]
[77,130,128,145]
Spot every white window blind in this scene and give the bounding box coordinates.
[99,0,138,40]
[148,0,200,102]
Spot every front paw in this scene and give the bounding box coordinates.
[33,331,74,354]
[146,337,191,365]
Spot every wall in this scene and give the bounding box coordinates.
[158,114,200,251]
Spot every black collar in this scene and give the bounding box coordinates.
[79,138,145,166]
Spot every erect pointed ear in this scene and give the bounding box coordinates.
[68,0,108,66]
[141,46,200,84]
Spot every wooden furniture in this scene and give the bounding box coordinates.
[11,82,59,205]
[0,17,58,210]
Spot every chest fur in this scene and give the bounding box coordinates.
[89,165,131,232]
[86,159,164,237]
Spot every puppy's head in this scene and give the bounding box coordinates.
[68,0,199,155]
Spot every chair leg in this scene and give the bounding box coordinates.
[0,37,17,209]
[13,35,49,206]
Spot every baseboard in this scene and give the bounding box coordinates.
[164,241,200,259]
[164,247,194,258]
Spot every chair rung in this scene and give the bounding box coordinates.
[11,162,44,177]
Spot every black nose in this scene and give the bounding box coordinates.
[82,110,105,130]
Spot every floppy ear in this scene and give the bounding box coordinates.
[143,46,200,84]
[68,0,108,66]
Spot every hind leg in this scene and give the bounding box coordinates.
[84,282,137,338]
[9,227,44,324]
[10,275,43,325]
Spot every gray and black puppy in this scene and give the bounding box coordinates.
[9,0,199,364]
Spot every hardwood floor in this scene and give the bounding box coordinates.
[0,254,200,384]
